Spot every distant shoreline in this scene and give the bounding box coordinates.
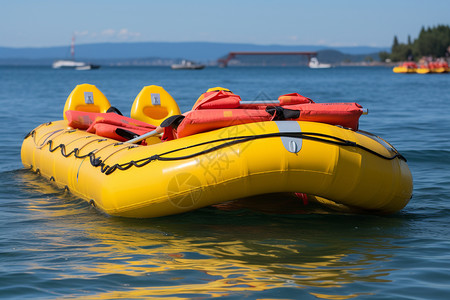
[0,56,390,67]
[0,62,395,68]
[0,42,388,67]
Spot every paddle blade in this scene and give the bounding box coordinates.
[115,128,139,140]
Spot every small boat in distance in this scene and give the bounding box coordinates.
[52,35,100,70]
[52,60,100,70]
[308,57,332,69]
[171,60,205,70]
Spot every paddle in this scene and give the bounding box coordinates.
[124,127,162,144]
[124,115,185,144]
[116,128,139,140]
[240,100,281,104]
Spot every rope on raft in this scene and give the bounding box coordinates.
[32,130,406,175]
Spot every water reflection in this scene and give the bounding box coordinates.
[17,170,409,299]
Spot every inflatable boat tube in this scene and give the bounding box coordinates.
[21,119,412,218]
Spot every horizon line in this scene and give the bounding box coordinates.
[0,41,391,49]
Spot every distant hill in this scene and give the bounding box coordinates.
[315,49,380,63]
[0,41,388,65]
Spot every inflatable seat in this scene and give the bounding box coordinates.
[130,85,181,127]
[63,84,111,120]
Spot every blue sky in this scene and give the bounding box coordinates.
[1,0,449,48]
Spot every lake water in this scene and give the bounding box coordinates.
[1,65,450,299]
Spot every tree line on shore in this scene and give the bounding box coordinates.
[380,24,450,62]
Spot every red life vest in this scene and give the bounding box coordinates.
[65,110,156,141]
[176,109,272,138]
[192,90,241,110]
[162,91,364,140]
[283,102,363,131]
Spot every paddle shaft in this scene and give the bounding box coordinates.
[125,128,161,144]
[240,100,368,114]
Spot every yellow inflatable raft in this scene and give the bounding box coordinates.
[393,62,417,74]
[21,85,413,218]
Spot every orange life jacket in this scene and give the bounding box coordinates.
[192,90,241,110]
[175,109,272,139]
[162,91,364,140]
[65,110,156,142]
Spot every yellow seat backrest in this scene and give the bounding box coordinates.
[130,85,181,127]
[63,84,111,120]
